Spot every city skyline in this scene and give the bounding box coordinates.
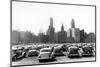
[12,18,95,44]
[12,17,95,35]
[12,1,95,35]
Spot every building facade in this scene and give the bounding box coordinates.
[46,17,55,43]
[58,24,67,43]
[67,19,80,42]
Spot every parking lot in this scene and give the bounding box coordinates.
[12,43,95,66]
[12,52,95,66]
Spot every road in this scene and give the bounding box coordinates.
[12,52,95,66]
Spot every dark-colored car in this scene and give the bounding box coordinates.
[26,49,39,57]
[12,49,17,61]
[81,46,94,57]
[12,48,24,61]
[67,46,80,57]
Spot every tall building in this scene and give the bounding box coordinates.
[67,19,80,42]
[71,28,80,42]
[80,30,87,42]
[67,28,72,38]
[85,32,95,43]
[47,17,55,43]
[58,24,67,43]
[71,19,75,28]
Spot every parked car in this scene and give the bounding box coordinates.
[26,49,39,57]
[12,49,17,61]
[34,45,44,50]
[81,45,94,56]
[67,46,80,57]
[34,45,49,51]
[38,48,55,62]
[53,45,65,56]
[12,48,24,61]
[60,44,67,51]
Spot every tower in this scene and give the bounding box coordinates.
[47,17,55,43]
[67,19,80,42]
[58,23,67,43]
[71,18,75,28]
[50,18,53,28]
[61,23,64,31]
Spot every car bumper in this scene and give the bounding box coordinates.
[82,53,94,56]
[38,57,54,60]
[68,54,80,57]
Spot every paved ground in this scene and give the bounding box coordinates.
[12,52,95,66]
[12,43,95,66]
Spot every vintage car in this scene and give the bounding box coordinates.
[60,44,67,51]
[38,48,55,62]
[12,49,17,61]
[53,44,66,56]
[12,47,25,61]
[81,45,94,56]
[34,45,49,51]
[34,45,45,50]
[26,49,39,57]
[67,46,80,57]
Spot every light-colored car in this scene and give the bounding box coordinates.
[38,48,55,62]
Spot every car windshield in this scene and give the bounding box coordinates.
[69,48,78,54]
[83,47,93,53]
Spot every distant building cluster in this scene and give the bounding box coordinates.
[12,18,95,45]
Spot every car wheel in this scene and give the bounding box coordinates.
[13,56,17,61]
[39,60,42,62]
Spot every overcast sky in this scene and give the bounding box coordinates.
[12,1,95,35]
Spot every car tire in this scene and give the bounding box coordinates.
[12,56,17,61]
[39,60,42,62]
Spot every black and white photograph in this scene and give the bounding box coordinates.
[11,0,96,67]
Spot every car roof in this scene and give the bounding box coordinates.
[29,49,38,52]
[69,46,78,49]
[40,48,51,51]
[12,48,20,50]
[82,45,92,48]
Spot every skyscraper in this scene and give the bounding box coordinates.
[61,23,64,31]
[67,19,80,42]
[71,28,80,42]
[47,17,55,43]
[71,19,75,28]
[58,23,67,43]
